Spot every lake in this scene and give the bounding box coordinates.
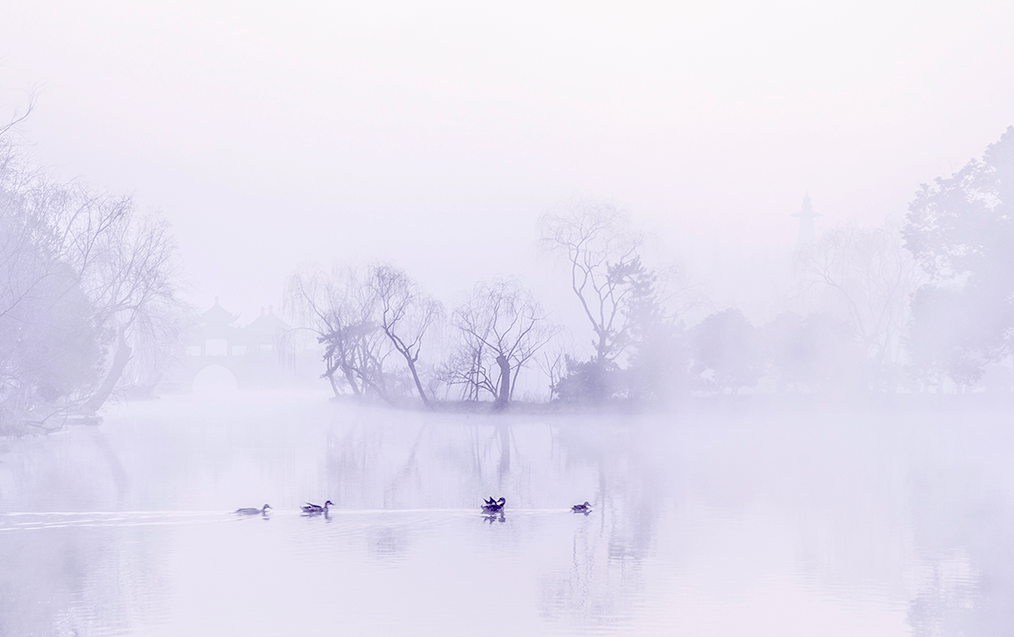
[1,390,1012,636]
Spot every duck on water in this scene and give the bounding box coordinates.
[481,497,505,513]
[571,501,591,513]
[302,500,334,515]
[235,504,272,515]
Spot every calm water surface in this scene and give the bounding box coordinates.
[1,390,1012,636]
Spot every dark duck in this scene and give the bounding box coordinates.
[301,500,333,515]
[571,501,591,513]
[481,497,506,513]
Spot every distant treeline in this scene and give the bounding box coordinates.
[286,127,1014,408]
[5,110,1011,423]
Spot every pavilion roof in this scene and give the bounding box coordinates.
[244,307,291,339]
[200,297,241,327]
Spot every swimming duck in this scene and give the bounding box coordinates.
[571,501,591,513]
[481,497,506,513]
[301,500,334,515]
[235,504,272,515]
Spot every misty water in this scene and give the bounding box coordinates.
[2,391,1012,636]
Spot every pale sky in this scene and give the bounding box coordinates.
[2,0,1012,325]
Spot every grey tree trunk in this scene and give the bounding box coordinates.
[494,354,511,411]
[404,355,431,408]
[342,365,361,396]
[85,326,132,413]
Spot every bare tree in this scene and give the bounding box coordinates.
[286,264,440,406]
[444,277,556,409]
[794,219,924,372]
[0,137,63,328]
[1,168,97,427]
[1,129,184,426]
[368,265,441,408]
[0,92,35,139]
[284,265,394,401]
[44,191,184,411]
[535,345,567,402]
[539,200,642,365]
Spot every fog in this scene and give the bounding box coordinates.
[4,392,1014,635]
[3,1,1013,321]
[2,1,1014,635]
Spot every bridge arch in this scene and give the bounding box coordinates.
[192,364,239,392]
[159,299,303,392]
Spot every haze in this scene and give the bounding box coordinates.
[3,0,1012,319]
[3,2,1014,635]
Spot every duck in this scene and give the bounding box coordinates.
[301,500,334,515]
[571,501,591,513]
[481,497,506,513]
[235,504,272,515]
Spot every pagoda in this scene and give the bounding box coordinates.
[792,193,821,246]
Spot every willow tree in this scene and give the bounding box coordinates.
[368,265,442,408]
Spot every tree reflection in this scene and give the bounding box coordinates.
[0,433,171,636]
[908,553,977,637]
[6,395,1014,634]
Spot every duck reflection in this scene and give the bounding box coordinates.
[369,526,409,558]
[483,511,505,524]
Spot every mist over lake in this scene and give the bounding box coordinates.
[3,391,1013,635]
[3,1,1014,634]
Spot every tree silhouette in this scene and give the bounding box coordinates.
[443,277,555,409]
[904,126,1014,387]
[689,309,762,394]
[539,200,642,366]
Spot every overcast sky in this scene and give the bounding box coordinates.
[2,0,1012,324]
